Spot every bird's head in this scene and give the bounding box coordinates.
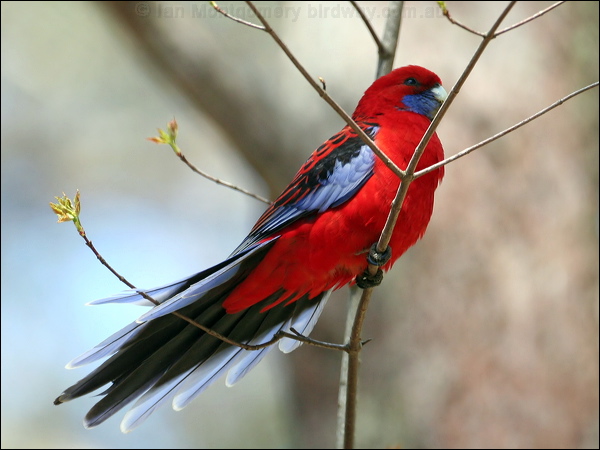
[354,65,447,121]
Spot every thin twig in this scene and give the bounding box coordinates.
[495,1,566,36]
[150,120,271,204]
[80,232,273,348]
[439,1,566,38]
[282,329,350,352]
[177,152,271,204]
[71,220,336,351]
[437,2,486,36]
[350,1,387,56]
[211,1,406,180]
[414,81,600,179]
[209,1,264,29]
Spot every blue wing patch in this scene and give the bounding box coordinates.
[234,124,379,253]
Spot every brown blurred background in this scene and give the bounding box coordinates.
[1,1,598,448]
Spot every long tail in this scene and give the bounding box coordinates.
[54,237,330,433]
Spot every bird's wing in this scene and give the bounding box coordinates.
[232,123,379,254]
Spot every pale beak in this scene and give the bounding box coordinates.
[431,84,448,103]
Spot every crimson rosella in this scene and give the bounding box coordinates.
[54,65,447,432]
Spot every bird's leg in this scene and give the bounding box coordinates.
[356,244,392,289]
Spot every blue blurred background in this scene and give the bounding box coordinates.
[2,2,598,448]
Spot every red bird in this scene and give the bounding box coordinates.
[54,65,447,432]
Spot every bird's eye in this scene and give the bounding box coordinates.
[404,77,418,86]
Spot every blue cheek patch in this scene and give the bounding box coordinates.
[399,91,439,120]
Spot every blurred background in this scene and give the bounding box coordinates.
[1,1,598,448]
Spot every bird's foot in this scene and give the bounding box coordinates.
[367,244,392,267]
[355,244,391,289]
[355,268,384,289]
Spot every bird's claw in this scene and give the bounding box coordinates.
[367,244,392,267]
[355,268,384,289]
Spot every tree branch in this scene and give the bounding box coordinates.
[338,3,404,448]
[350,1,387,57]
[376,1,403,78]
